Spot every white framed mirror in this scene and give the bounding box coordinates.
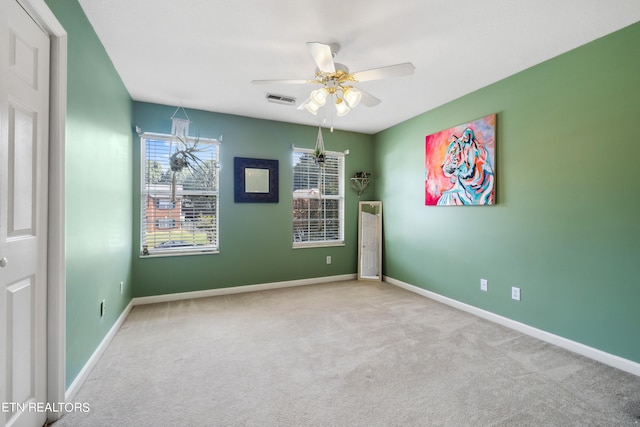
[357,201,382,281]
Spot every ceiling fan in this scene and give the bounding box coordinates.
[251,42,415,117]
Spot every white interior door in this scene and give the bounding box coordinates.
[1,0,50,425]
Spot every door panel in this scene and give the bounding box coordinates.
[7,278,34,406]
[10,28,39,89]
[1,0,50,426]
[8,101,37,236]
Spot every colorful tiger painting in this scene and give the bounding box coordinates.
[437,127,495,205]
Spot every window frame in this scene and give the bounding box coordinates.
[292,147,345,249]
[140,132,220,257]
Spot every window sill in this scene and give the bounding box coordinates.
[139,249,219,259]
[292,242,345,249]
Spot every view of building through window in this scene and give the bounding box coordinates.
[141,134,219,255]
[292,149,344,246]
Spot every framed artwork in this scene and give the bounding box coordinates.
[425,114,496,206]
[234,157,279,203]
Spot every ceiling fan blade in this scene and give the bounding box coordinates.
[251,79,310,85]
[296,97,311,110]
[307,42,336,73]
[351,62,415,82]
[357,88,382,107]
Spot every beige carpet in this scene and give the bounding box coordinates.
[52,281,640,426]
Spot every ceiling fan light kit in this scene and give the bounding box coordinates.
[304,99,321,115]
[252,41,415,120]
[303,85,360,117]
[334,98,350,117]
[343,87,361,108]
[310,88,328,106]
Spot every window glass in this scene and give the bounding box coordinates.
[141,134,219,255]
[292,149,344,247]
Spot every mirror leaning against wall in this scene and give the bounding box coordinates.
[357,201,382,281]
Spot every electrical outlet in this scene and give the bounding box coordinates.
[326,256,332,265]
[120,281,124,295]
[511,287,521,301]
[480,279,488,292]
[100,300,106,317]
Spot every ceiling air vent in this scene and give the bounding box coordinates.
[266,93,297,106]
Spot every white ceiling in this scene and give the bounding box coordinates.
[78,0,640,134]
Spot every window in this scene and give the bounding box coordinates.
[141,133,219,255]
[156,199,175,210]
[292,148,344,247]
[156,218,176,229]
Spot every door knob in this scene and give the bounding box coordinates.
[0,257,7,268]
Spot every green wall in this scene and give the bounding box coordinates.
[46,0,134,387]
[374,22,640,363]
[132,102,374,297]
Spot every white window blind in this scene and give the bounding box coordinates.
[141,133,219,255]
[292,148,344,247]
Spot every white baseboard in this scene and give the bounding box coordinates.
[385,276,640,378]
[65,300,134,401]
[132,274,356,306]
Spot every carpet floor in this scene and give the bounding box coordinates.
[52,280,640,426]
